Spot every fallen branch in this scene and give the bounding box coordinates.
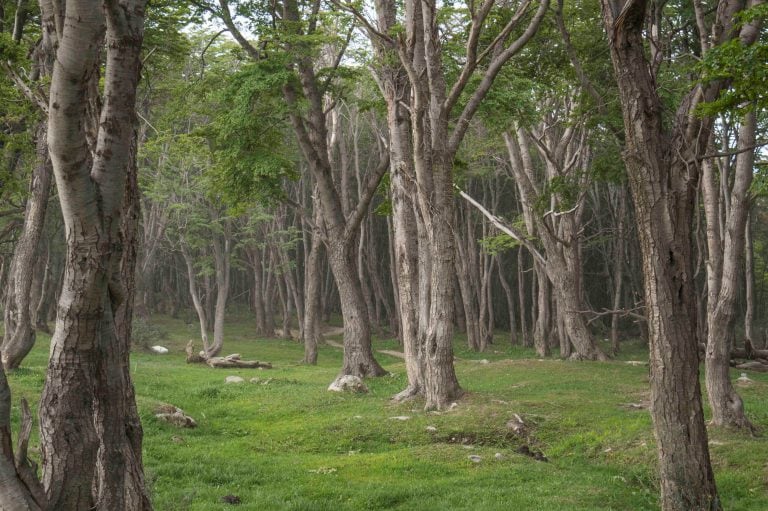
[206,354,272,369]
[185,341,272,369]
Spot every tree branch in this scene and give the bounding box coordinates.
[457,186,546,267]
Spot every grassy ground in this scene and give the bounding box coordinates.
[5,315,768,510]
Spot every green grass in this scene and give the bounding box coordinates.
[6,315,768,510]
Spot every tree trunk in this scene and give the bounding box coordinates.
[302,230,323,364]
[497,256,517,345]
[327,238,387,377]
[745,211,755,345]
[208,233,230,358]
[2,124,52,369]
[610,186,627,355]
[599,1,735,507]
[533,262,551,357]
[517,248,531,347]
[40,2,148,509]
[703,111,755,430]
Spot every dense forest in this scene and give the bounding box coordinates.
[0,0,766,509]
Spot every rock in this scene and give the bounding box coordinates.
[151,345,169,354]
[625,360,647,366]
[479,359,490,364]
[448,402,459,410]
[389,416,411,421]
[494,452,504,460]
[468,455,482,463]
[225,376,245,384]
[737,373,752,384]
[154,404,197,428]
[506,414,527,436]
[328,375,368,393]
[425,426,438,433]
[171,435,185,444]
[250,377,261,384]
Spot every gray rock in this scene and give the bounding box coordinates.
[225,376,245,384]
[468,455,482,463]
[328,375,368,393]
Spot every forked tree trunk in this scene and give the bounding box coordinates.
[40,1,148,509]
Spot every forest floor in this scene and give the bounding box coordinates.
[6,315,768,510]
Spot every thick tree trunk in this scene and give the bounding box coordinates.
[327,239,386,377]
[420,160,462,410]
[600,1,729,507]
[2,124,52,369]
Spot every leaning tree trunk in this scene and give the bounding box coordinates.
[703,111,756,430]
[328,238,387,377]
[1,124,53,369]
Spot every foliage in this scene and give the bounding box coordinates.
[697,4,768,116]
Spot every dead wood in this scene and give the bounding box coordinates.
[186,340,272,368]
[206,354,272,369]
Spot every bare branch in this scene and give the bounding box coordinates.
[457,186,547,267]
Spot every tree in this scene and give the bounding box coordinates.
[599,0,761,507]
[38,1,150,509]
[358,0,550,408]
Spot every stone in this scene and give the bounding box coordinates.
[389,416,411,421]
[151,345,169,354]
[468,455,482,463]
[425,426,438,433]
[328,375,368,393]
[225,376,245,384]
[494,452,504,460]
[154,404,197,428]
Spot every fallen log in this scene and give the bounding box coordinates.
[185,341,272,368]
[732,360,768,373]
[206,354,272,369]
